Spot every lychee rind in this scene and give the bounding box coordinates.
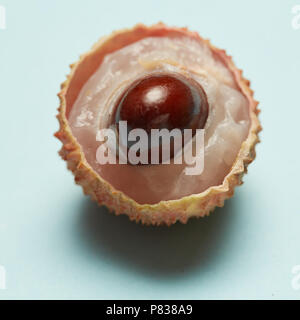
[55,23,261,226]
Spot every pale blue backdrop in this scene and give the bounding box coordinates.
[0,0,300,299]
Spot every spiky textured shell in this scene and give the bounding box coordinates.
[55,23,261,226]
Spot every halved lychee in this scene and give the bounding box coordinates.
[55,23,261,225]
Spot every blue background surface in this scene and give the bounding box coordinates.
[0,0,300,299]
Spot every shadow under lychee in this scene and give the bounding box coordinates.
[77,196,237,277]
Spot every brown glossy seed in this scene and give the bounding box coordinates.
[115,74,208,132]
[114,73,209,164]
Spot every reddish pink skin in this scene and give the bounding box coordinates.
[56,23,260,224]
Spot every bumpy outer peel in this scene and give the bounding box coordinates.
[55,23,261,226]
